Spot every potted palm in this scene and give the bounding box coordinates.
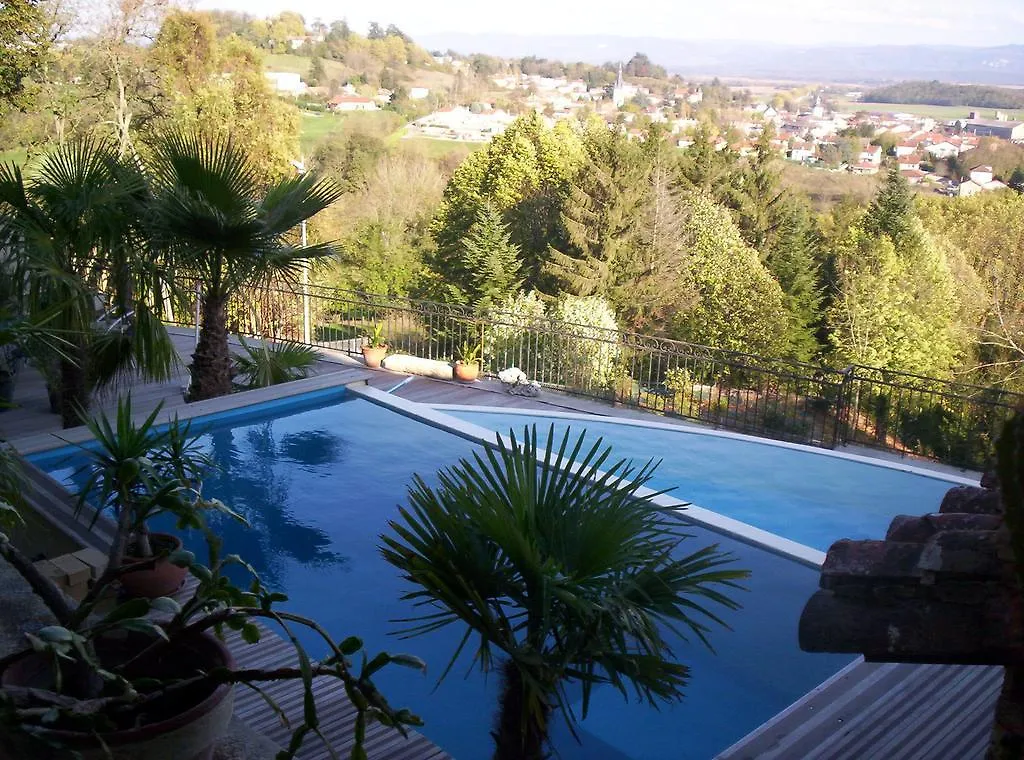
[382,426,748,760]
[452,340,482,383]
[0,139,179,427]
[0,403,424,760]
[361,323,388,369]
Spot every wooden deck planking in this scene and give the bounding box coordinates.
[715,659,1002,760]
[170,578,452,760]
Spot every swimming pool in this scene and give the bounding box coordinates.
[438,407,972,552]
[33,392,854,759]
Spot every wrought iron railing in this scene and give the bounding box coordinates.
[168,280,1022,470]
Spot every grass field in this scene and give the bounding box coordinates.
[0,147,29,167]
[835,99,1019,121]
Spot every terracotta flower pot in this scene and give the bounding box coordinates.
[119,532,187,599]
[0,631,235,760]
[453,361,480,383]
[362,345,387,369]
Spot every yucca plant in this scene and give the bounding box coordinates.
[381,425,748,760]
[145,132,342,401]
[233,335,319,389]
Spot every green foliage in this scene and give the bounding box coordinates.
[0,138,178,426]
[482,290,547,368]
[431,113,584,290]
[547,123,648,301]
[0,0,48,118]
[865,166,919,251]
[153,13,301,181]
[233,336,319,388]
[550,294,621,389]
[381,425,746,759]
[146,131,341,400]
[363,322,387,348]
[825,225,964,376]
[669,194,791,357]
[456,202,522,308]
[764,200,824,361]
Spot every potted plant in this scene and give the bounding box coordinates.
[361,323,388,369]
[0,403,424,760]
[73,398,219,599]
[453,340,482,383]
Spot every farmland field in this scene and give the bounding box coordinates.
[835,99,1019,121]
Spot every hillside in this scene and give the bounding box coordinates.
[263,53,455,92]
[418,34,1024,85]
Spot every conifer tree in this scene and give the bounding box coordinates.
[546,125,648,301]
[619,135,697,332]
[764,199,824,362]
[460,202,523,308]
[735,124,788,253]
[865,165,919,251]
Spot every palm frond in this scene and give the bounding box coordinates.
[380,424,749,745]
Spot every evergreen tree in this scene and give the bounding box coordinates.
[431,113,583,292]
[764,200,824,361]
[675,124,744,209]
[865,166,919,251]
[460,202,522,308]
[735,124,788,253]
[546,125,648,301]
[619,135,697,332]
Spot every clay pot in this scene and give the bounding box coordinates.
[0,631,235,760]
[361,345,387,369]
[453,361,480,383]
[119,533,187,599]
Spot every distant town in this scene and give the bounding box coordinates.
[265,53,1024,198]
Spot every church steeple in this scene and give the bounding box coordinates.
[616,62,624,89]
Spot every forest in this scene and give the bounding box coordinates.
[861,81,1024,110]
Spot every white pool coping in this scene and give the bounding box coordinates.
[348,385,828,569]
[427,403,982,487]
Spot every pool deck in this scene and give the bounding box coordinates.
[2,328,1000,759]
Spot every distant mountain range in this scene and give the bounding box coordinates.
[417,33,1024,85]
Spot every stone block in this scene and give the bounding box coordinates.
[821,539,923,587]
[31,559,63,584]
[940,485,1002,515]
[71,547,108,579]
[917,530,1005,577]
[886,513,1003,543]
[48,554,91,587]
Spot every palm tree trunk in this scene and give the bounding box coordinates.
[59,349,89,429]
[492,660,550,760]
[190,293,233,401]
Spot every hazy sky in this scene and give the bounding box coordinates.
[195,0,1024,47]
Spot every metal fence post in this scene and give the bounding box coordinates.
[832,367,855,449]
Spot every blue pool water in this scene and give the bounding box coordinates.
[443,409,968,552]
[34,394,854,760]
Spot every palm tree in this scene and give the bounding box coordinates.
[145,133,342,400]
[381,426,748,760]
[0,139,178,427]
